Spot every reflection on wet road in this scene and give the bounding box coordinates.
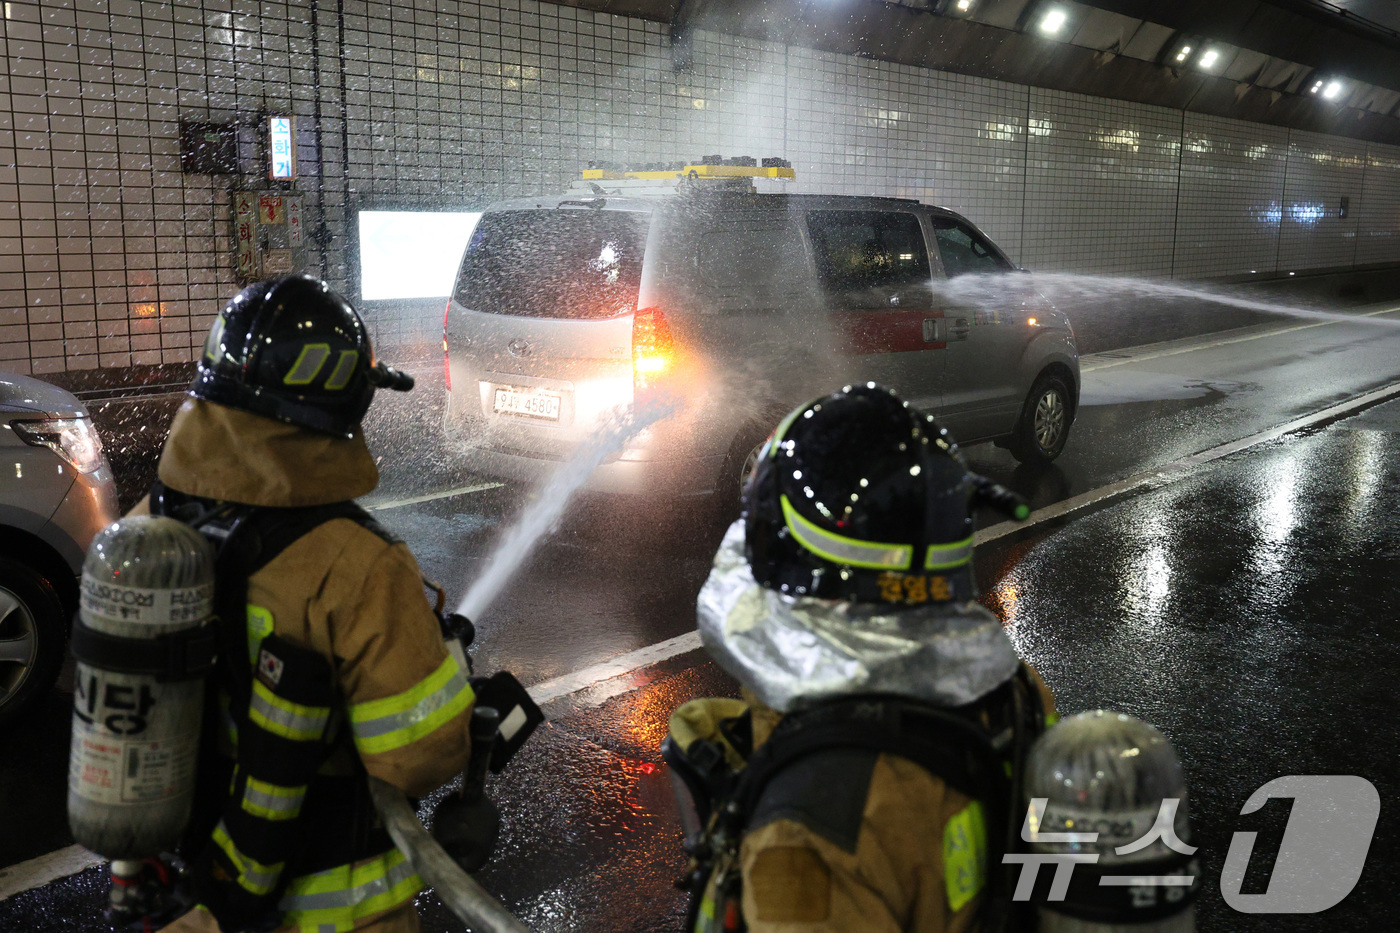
[3,304,1400,931]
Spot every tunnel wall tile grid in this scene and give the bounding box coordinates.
[2,0,1400,373]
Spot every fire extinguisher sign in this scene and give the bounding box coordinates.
[268,115,296,180]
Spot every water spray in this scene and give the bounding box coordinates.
[933,272,1400,331]
[456,398,677,622]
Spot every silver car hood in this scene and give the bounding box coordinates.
[0,373,88,418]
[697,520,1021,713]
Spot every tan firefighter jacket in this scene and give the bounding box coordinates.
[138,398,475,933]
[672,671,1057,933]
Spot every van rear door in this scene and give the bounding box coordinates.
[444,206,651,457]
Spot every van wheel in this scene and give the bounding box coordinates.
[710,429,773,531]
[0,559,67,728]
[1009,374,1072,465]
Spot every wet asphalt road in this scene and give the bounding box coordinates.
[3,295,1400,931]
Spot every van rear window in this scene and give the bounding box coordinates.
[452,210,650,319]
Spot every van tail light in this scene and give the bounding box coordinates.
[632,306,676,394]
[442,301,452,391]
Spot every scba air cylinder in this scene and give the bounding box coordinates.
[68,516,216,859]
[1024,711,1201,932]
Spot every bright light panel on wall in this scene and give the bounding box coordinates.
[1039,8,1068,35]
[956,0,974,11]
[1198,49,1220,69]
[1322,80,1343,100]
[358,211,482,300]
[1173,44,1193,63]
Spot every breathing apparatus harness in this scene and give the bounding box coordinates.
[665,664,1046,933]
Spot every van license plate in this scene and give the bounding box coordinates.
[493,387,562,421]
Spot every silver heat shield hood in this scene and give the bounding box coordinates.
[697,520,1021,713]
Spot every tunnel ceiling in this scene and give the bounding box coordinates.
[556,0,1400,146]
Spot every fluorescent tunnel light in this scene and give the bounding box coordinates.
[1039,8,1068,35]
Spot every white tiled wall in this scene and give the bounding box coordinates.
[1277,131,1367,272]
[1355,142,1400,267]
[1174,114,1290,278]
[1021,89,1182,276]
[2,0,1398,374]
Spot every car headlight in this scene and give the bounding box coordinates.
[12,417,105,474]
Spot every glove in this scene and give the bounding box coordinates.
[431,792,501,873]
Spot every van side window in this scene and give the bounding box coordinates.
[930,217,1013,276]
[672,216,813,314]
[806,211,932,310]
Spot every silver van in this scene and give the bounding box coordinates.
[0,374,119,724]
[442,185,1079,500]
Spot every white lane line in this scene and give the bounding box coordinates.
[364,482,505,511]
[537,377,1400,711]
[1081,304,1400,373]
[973,378,1400,545]
[528,631,703,707]
[0,845,103,901]
[10,380,1400,901]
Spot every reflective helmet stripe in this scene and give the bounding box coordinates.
[767,404,805,460]
[323,350,360,391]
[283,343,332,385]
[780,495,913,570]
[925,536,974,570]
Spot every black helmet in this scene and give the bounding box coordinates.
[743,383,1028,606]
[191,275,414,438]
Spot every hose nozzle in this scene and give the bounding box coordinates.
[369,362,415,392]
[971,475,1031,521]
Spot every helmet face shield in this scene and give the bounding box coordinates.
[744,383,978,605]
[192,275,409,437]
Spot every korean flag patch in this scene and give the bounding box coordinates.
[258,647,286,686]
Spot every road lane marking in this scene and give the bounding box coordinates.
[528,631,703,707]
[533,376,1400,712]
[9,379,1400,901]
[0,845,103,900]
[1081,304,1400,373]
[364,482,505,511]
[971,377,1400,545]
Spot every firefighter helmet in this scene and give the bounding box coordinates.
[190,275,413,438]
[743,383,1020,605]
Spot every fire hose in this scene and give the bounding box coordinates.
[368,776,531,933]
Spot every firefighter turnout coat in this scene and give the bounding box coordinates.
[137,398,476,933]
[671,672,1057,933]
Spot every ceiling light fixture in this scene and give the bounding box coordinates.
[1322,80,1343,100]
[1040,8,1068,35]
[1198,49,1220,69]
[1174,45,1193,63]
[956,0,974,11]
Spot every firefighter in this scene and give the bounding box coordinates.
[665,383,1056,933]
[135,275,477,933]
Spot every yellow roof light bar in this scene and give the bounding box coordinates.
[581,156,795,182]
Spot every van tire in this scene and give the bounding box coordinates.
[710,426,776,531]
[0,559,67,728]
[1009,373,1073,465]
